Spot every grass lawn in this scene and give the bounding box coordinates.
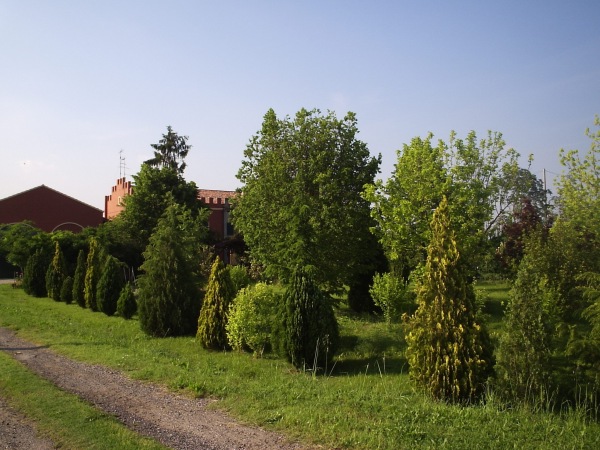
[1,283,599,449]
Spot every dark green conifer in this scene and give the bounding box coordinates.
[96,255,126,316]
[117,282,137,319]
[197,257,235,350]
[23,248,48,297]
[60,276,74,304]
[72,249,87,308]
[46,241,67,301]
[282,267,339,371]
[405,196,492,403]
[494,238,553,404]
[84,237,102,311]
[137,203,200,337]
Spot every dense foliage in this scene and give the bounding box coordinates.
[226,282,281,356]
[84,237,102,311]
[364,131,542,278]
[72,249,86,308]
[495,238,554,405]
[280,267,339,371]
[405,197,493,403]
[114,127,208,268]
[137,202,200,337]
[60,275,74,304]
[116,282,137,319]
[45,241,67,301]
[234,108,381,291]
[197,258,235,350]
[22,248,49,297]
[96,255,126,316]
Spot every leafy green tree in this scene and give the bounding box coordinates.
[369,272,413,323]
[197,257,235,350]
[0,222,46,272]
[364,135,446,278]
[84,237,103,311]
[117,282,137,319]
[96,255,126,316]
[45,241,67,301]
[233,108,381,291]
[365,131,533,279]
[405,197,493,403]
[137,202,201,337]
[72,249,87,307]
[116,127,207,268]
[280,267,339,371]
[556,116,600,234]
[60,275,74,304]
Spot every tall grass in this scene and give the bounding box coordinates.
[1,284,600,449]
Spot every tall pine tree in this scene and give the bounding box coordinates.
[137,202,200,337]
[405,196,492,403]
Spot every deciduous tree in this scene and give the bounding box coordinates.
[234,108,381,291]
[364,131,534,278]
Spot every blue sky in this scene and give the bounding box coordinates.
[1,1,598,210]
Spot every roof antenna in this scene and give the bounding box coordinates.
[119,150,127,179]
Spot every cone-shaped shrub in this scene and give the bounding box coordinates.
[84,237,103,311]
[405,196,493,403]
[494,241,553,405]
[197,257,235,350]
[23,248,48,297]
[281,267,339,371]
[117,282,137,319]
[96,255,126,316]
[60,276,74,304]
[137,203,200,337]
[72,249,86,308]
[46,241,67,301]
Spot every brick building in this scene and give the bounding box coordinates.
[197,189,236,240]
[0,185,104,233]
[104,177,133,220]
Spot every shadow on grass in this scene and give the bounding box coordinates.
[483,299,505,318]
[330,356,408,376]
[0,344,49,352]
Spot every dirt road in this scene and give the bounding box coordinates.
[0,327,309,450]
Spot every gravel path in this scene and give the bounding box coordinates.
[0,397,54,450]
[0,327,310,450]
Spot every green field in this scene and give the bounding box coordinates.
[1,283,599,449]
